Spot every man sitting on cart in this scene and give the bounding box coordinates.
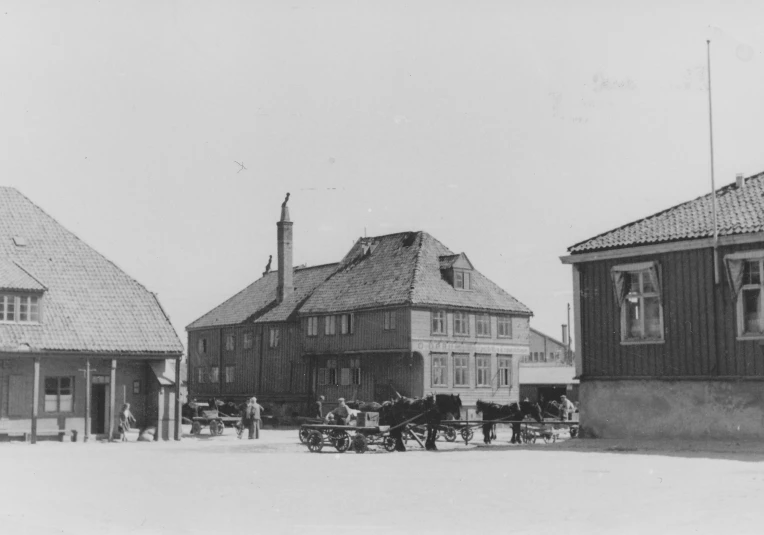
[325,398,350,425]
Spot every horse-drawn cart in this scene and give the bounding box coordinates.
[189,403,241,436]
[300,424,397,454]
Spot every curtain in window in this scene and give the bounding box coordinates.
[724,251,764,299]
[610,261,659,306]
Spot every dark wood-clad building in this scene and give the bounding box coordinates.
[0,187,184,443]
[562,173,764,438]
[187,198,532,419]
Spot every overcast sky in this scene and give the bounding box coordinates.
[3,1,764,349]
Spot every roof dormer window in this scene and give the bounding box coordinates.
[440,253,474,291]
[0,293,41,323]
[454,270,471,290]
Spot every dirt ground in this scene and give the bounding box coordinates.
[2,424,763,535]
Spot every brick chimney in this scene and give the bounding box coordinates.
[277,193,293,303]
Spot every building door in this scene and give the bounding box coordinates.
[91,384,107,434]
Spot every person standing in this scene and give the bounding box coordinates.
[118,403,136,442]
[314,395,325,419]
[559,395,575,421]
[246,397,264,439]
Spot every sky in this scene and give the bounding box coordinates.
[3,1,764,351]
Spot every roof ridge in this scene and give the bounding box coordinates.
[406,231,426,303]
[186,272,276,328]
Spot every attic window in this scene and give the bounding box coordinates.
[454,270,471,290]
[0,294,41,323]
[402,233,416,247]
[12,237,27,247]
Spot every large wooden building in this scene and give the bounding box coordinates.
[562,172,764,439]
[0,187,184,442]
[186,198,532,418]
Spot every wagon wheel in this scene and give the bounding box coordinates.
[570,426,578,438]
[208,420,219,435]
[307,431,324,453]
[299,427,311,444]
[191,421,202,435]
[331,430,350,453]
[461,427,474,444]
[352,434,368,454]
[444,427,457,442]
[383,436,397,452]
[214,420,225,435]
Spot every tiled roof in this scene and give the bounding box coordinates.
[186,264,338,330]
[300,232,532,315]
[0,187,183,355]
[569,173,764,253]
[0,257,46,291]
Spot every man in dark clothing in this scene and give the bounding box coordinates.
[314,395,325,419]
[245,397,264,439]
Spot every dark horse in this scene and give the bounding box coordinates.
[378,394,462,451]
[475,399,543,444]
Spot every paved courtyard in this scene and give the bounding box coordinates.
[2,426,763,535]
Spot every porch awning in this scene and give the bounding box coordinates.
[150,360,176,386]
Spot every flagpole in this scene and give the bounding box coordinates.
[707,39,720,285]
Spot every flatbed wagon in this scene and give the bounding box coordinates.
[442,419,579,445]
[300,424,397,454]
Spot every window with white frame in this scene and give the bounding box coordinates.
[210,366,220,383]
[726,253,764,336]
[476,354,491,387]
[453,354,468,386]
[197,367,206,384]
[269,327,279,348]
[454,270,471,290]
[225,366,235,383]
[0,293,41,323]
[454,312,469,336]
[498,356,511,387]
[431,310,446,335]
[497,316,512,338]
[383,310,396,330]
[307,317,319,336]
[44,377,73,412]
[225,334,235,351]
[325,315,336,336]
[476,314,490,337]
[611,262,664,342]
[243,332,253,349]
[432,353,447,387]
[340,314,354,335]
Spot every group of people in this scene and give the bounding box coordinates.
[238,397,265,440]
[313,395,352,425]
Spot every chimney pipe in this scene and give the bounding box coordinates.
[736,173,745,189]
[277,193,293,303]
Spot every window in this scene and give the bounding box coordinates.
[307,317,319,336]
[431,310,446,335]
[44,377,73,412]
[340,314,354,335]
[728,256,764,336]
[327,358,338,385]
[325,315,336,336]
[454,270,471,290]
[225,366,235,383]
[476,354,491,387]
[225,334,235,351]
[476,315,490,337]
[454,312,469,336]
[498,356,512,387]
[432,354,447,387]
[612,262,663,342]
[383,310,396,330]
[243,332,253,349]
[0,294,40,323]
[197,338,207,355]
[497,317,512,338]
[210,366,220,383]
[453,354,468,386]
[269,327,279,348]
[349,358,361,385]
[133,380,141,394]
[197,368,206,384]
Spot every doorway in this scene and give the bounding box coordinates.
[91,384,106,434]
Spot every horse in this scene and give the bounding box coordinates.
[378,394,462,451]
[476,400,544,444]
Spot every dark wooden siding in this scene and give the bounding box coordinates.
[187,329,222,397]
[259,322,310,396]
[580,243,764,379]
[301,308,411,354]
